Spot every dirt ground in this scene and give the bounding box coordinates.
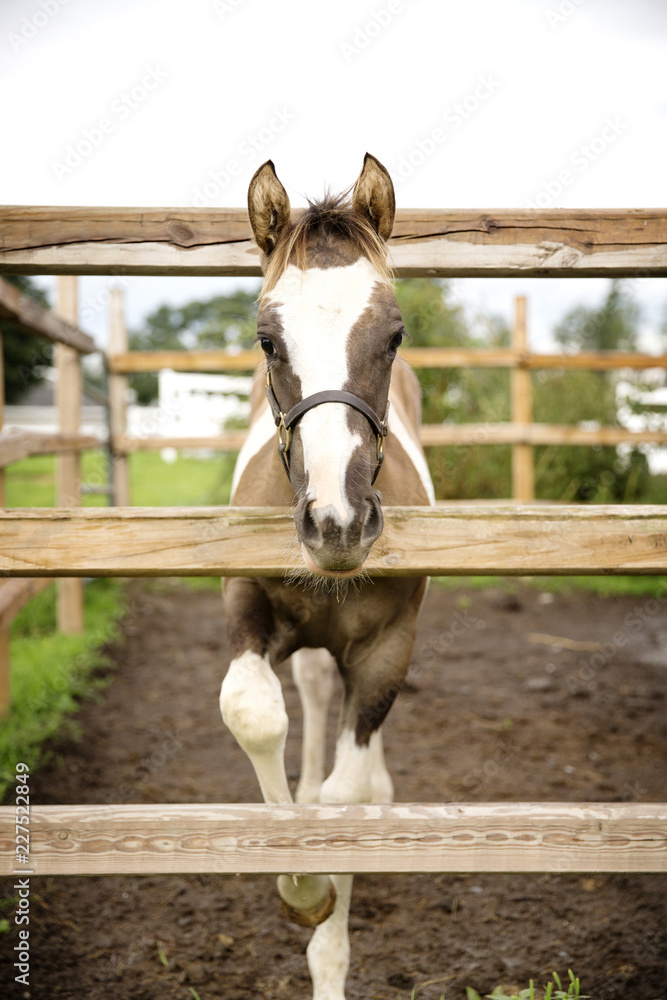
[2,578,667,1000]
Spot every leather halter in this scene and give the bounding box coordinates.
[265,369,389,486]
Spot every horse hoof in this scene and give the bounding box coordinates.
[276,874,337,927]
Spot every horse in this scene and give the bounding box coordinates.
[220,152,435,1000]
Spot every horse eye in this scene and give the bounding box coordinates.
[259,337,276,357]
[388,331,403,356]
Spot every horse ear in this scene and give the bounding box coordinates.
[247,160,291,255]
[352,152,396,242]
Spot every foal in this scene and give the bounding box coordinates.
[220,153,434,999]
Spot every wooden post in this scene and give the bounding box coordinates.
[0,322,7,714]
[55,277,84,633]
[108,287,131,506]
[511,296,534,502]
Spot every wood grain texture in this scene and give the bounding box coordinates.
[1,207,665,276]
[0,275,95,352]
[0,504,666,577]
[0,431,100,467]
[0,802,664,875]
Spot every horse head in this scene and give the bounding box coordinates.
[247,153,404,577]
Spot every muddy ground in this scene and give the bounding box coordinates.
[2,578,667,1000]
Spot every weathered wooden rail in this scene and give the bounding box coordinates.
[1,207,666,276]
[0,504,666,577]
[0,803,664,876]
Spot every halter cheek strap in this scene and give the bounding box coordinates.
[265,370,389,486]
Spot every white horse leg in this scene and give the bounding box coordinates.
[220,650,291,803]
[306,873,354,1000]
[369,728,394,804]
[292,647,336,803]
[220,649,336,925]
[303,728,376,1000]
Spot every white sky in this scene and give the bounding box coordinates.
[1,0,666,350]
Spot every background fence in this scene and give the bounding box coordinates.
[0,205,666,874]
[0,275,106,715]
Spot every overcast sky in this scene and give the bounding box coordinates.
[2,0,666,350]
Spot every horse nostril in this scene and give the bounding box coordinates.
[298,501,323,547]
[361,494,383,546]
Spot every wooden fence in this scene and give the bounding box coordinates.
[0,206,666,876]
[0,275,102,714]
[105,289,667,503]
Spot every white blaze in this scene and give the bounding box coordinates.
[266,258,380,521]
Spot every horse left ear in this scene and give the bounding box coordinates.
[352,153,396,242]
[248,160,291,255]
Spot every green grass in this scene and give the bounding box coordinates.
[5,450,237,507]
[465,969,589,999]
[0,579,123,802]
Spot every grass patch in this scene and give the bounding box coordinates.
[6,450,237,508]
[0,579,124,802]
[465,968,589,999]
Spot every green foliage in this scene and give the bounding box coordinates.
[396,277,657,502]
[466,969,589,1000]
[128,286,260,403]
[2,275,52,403]
[554,280,638,352]
[0,579,123,801]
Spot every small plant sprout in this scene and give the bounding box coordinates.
[156,940,169,968]
[466,969,589,1000]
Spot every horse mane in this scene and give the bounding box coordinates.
[261,189,393,297]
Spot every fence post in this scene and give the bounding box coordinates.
[108,287,131,506]
[511,295,535,502]
[0,322,7,714]
[55,276,85,633]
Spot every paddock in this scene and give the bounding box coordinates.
[0,206,666,996]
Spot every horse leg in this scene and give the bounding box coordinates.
[292,647,336,804]
[220,579,336,926]
[306,610,419,1000]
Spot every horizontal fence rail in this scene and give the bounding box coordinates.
[0,431,101,467]
[1,802,665,876]
[1,505,667,576]
[107,346,667,374]
[2,208,667,276]
[0,275,95,353]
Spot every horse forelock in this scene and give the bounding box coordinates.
[260,190,393,298]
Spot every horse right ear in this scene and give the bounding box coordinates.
[247,160,291,255]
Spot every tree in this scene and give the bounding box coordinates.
[535,280,648,501]
[128,287,260,403]
[395,279,513,498]
[2,276,52,403]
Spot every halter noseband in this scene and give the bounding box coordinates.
[265,370,389,486]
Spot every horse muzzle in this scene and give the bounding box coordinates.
[294,491,384,577]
